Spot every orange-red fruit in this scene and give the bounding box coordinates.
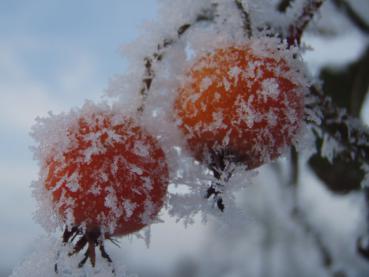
[174,44,305,169]
[45,111,168,237]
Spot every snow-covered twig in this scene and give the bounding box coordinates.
[287,0,325,46]
[137,3,218,113]
[277,0,295,13]
[234,0,252,38]
[332,0,369,35]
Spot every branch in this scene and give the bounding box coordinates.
[355,188,369,261]
[277,0,295,13]
[291,206,335,271]
[137,4,218,113]
[307,85,369,165]
[287,0,325,46]
[234,0,252,38]
[332,0,369,35]
[289,147,299,186]
[282,170,342,274]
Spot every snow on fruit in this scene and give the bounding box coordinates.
[174,38,306,170]
[31,102,169,267]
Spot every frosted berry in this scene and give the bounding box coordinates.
[42,104,168,267]
[174,41,305,169]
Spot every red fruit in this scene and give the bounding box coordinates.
[174,42,305,169]
[45,109,169,237]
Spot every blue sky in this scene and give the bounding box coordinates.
[0,1,158,273]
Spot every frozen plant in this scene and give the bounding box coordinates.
[12,0,369,276]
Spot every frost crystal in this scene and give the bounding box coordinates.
[123,200,138,219]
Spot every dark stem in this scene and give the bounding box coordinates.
[70,235,88,256]
[350,46,369,117]
[291,206,338,272]
[62,226,79,243]
[234,0,252,38]
[357,187,369,261]
[332,0,369,35]
[205,149,236,212]
[289,146,299,186]
[205,185,225,212]
[277,0,295,12]
[99,243,113,264]
[287,0,325,46]
[279,160,345,276]
[78,251,90,268]
[357,238,369,261]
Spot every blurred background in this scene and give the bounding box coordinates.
[1,0,369,276]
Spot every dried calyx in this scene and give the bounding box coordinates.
[54,226,115,272]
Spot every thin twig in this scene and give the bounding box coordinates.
[137,4,218,114]
[357,187,369,261]
[291,205,339,273]
[332,0,369,35]
[277,0,295,13]
[287,0,325,46]
[234,0,252,38]
[289,146,299,186]
[70,236,88,256]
